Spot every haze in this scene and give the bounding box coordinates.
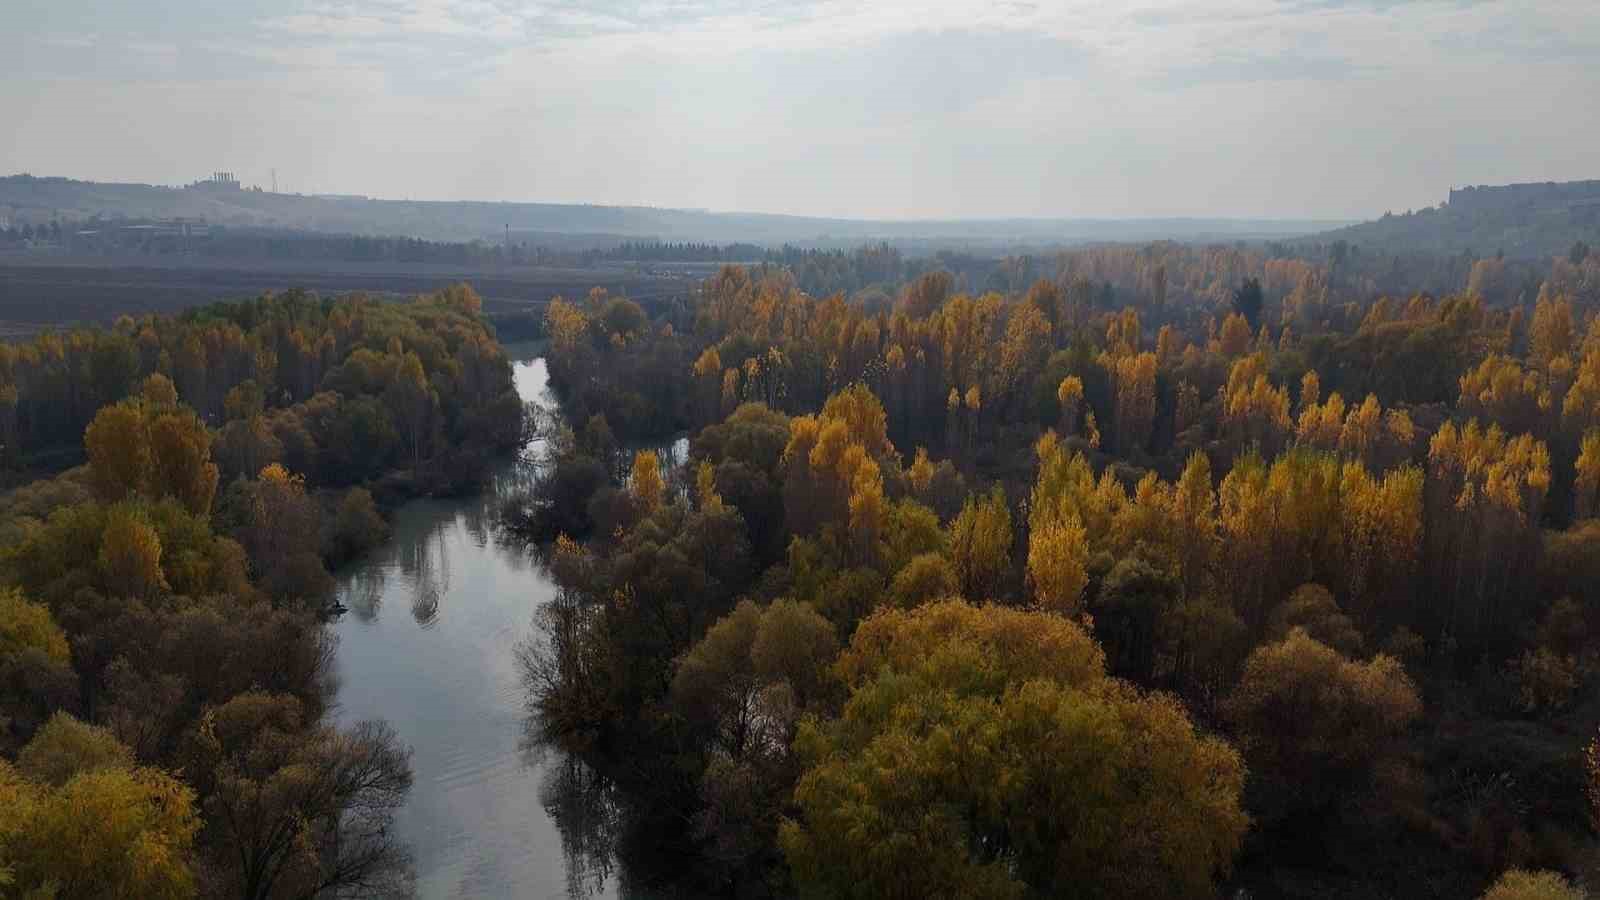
[2,0,1597,220]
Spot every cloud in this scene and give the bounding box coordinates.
[1,0,1597,218]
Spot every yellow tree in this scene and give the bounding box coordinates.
[84,400,151,504]
[631,450,665,513]
[0,750,199,899]
[783,600,1247,900]
[1529,289,1575,368]
[949,486,1012,600]
[1337,394,1384,466]
[1218,312,1253,357]
[1222,353,1292,458]
[1479,870,1584,900]
[1057,375,1084,436]
[1170,451,1218,595]
[1576,429,1600,520]
[1026,514,1089,615]
[1299,370,1321,416]
[1458,354,1547,436]
[98,503,169,600]
[1110,351,1158,454]
[1565,350,1600,436]
[0,587,70,664]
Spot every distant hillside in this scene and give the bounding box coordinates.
[1319,179,1600,259]
[0,174,1346,249]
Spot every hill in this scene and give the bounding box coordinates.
[1319,179,1600,259]
[0,174,1345,248]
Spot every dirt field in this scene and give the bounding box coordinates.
[0,255,701,334]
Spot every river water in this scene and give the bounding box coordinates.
[330,351,625,900]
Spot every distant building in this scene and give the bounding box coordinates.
[188,172,241,192]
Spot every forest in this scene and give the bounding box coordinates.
[0,285,523,896]
[515,240,1600,898]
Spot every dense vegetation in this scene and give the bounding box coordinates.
[0,287,523,896]
[518,243,1600,898]
[1322,180,1600,259]
[0,283,525,493]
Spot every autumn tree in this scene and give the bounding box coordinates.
[1480,870,1585,900]
[0,587,70,665]
[782,600,1247,899]
[385,351,437,472]
[1266,584,1364,656]
[948,485,1013,601]
[230,464,333,606]
[0,737,200,899]
[1025,513,1089,616]
[15,712,135,787]
[671,598,838,880]
[1225,628,1420,813]
[182,692,414,900]
[630,449,666,513]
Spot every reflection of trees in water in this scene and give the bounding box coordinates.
[346,567,388,622]
[540,750,626,899]
[396,517,451,629]
[515,586,696,900]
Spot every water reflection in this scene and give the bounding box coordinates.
[331,353,632,900]
[347,567,387,622]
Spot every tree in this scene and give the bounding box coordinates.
[782,600,1247,900]
[948,486,1012,600]
[1232,277,1264,328]
[630,449,665,514]
[323,487,389,564]
[385,351,436,472]
[671,599,836,760]
[0,756,200,900]
[0,587,70,665]
[233,464,332,606]
[98,503,169,600]
[16,712,134,787]
[83,394,219,517]
[1576,429,1600,520]
[1224,628,1420,811]
[1480,870,1584,900]
[183,692,414,900]
[1025,514,1089,616]
[1266,584,1364,656]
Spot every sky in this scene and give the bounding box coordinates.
[1,0,1596,221]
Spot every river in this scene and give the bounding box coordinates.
[329,350,626,900]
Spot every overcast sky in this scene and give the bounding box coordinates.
[1,1,1596,220]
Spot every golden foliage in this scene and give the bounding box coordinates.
[785,600,1246,900]
[0,587,70,665]
[1480,869,1585,900]
[0,755,199,899]
[630,450,665,513]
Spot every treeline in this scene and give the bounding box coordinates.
[521,258,1600,897]
[602,241,767,262]
[0,286,526,896]
[0,283,525,496]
